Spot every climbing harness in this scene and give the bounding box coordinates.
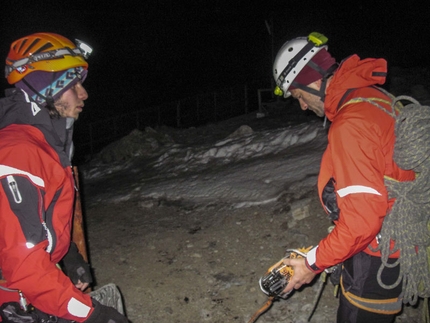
[340,275,403,315]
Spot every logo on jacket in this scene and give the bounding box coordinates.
[16,65,28,74]
[31,102,41,116]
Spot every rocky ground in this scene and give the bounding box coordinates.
[79,107,426,323]
[83,189,424,323]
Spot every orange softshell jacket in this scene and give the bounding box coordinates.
[307,55,415,272]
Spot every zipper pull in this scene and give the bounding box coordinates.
[18,290,28,312]
[71,166,78,191]
[7,176,22,203]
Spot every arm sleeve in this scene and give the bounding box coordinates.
[315,116,389,269]
[0,175,93,322]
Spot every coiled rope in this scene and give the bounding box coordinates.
[369,96,430,307]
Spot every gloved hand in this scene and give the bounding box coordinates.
[84,300,129,323]
[61,242,93,285]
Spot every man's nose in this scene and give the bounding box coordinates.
[299,101,308,111]
[78,85,88,101]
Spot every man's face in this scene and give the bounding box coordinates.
[289,81,325,117]
[54,82,88,120]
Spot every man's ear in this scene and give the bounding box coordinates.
[312,79,323,88]
[306,78,323,92]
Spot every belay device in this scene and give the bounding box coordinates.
[259,247,310,299]
[247,247,312,323]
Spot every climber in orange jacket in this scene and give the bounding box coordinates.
[272,32,415,323]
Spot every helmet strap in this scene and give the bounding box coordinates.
[291,63,338,101]
[21,78,48,102]
[291,82,324,98]
[21,77,59,118]
[45,73,56,107]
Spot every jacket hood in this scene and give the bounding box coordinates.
[324,54,388,121]
[0,88,74,166]
[0,88,53,128]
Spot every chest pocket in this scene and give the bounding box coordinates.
[1,175,47,247]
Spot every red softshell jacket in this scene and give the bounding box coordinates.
[0,89,93,321]
[307,55,415,272]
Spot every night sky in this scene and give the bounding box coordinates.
[1,1,429,122]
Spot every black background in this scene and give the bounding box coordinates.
[1,1,429,122]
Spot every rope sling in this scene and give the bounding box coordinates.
[363,95,430,306]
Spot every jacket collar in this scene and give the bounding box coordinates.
[0,89,73,166]
[324,55,388,121]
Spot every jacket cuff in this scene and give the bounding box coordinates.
[305,246,323,273]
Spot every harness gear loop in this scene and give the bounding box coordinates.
[340,276,403,315]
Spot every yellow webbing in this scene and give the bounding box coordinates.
[340,276,402,315]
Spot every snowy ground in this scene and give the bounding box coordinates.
[83,112,325,208]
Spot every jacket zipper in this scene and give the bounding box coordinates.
[7,175,22,203]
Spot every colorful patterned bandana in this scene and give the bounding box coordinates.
[15,67,88,107]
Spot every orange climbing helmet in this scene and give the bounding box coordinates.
[5,32,92,84]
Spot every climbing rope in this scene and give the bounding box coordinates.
[369,96,430,307]
[247,296,275,323]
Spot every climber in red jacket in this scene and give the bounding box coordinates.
[0,33,128,322]
[272,32,415,323]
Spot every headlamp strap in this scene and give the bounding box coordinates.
[21,78,49,102]
[5,39,92,77]
[291,82,323,97]
[277,41,315,86]
[311,62,338,80]
[8,47,82,67]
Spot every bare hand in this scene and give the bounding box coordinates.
[281,257,316,294]
[75,280,89,291]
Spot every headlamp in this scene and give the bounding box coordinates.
[307,32,328,47]
[274,86,284,97]
[75,39,93,59]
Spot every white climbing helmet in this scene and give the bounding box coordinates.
[273,32,328,98]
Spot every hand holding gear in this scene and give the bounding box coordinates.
[259,246,313,299]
